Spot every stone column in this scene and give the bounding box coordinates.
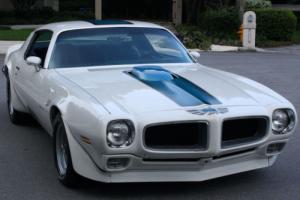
[172,0,182,25]
[95,0,102,20]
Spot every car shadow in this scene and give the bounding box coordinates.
[18,113,41,127]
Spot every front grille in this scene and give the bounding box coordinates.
[222,117,268,148]
[144,122,208,150]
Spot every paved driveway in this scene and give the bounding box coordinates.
[0,51,299,200]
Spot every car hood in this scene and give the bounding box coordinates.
[55,63,285,115]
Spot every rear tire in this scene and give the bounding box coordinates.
[6,80,23,124]
[53,114,81,187]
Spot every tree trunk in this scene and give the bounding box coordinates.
[236,0,246,20]
[184,0,203,24]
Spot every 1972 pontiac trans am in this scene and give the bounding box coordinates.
[2,20,298,187]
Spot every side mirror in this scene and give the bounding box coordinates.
[26,56,42,71]
[190,51,201,60]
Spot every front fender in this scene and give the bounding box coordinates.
[62,118,110,182]
[2,63,28,113]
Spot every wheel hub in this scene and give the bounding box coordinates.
[56,128,68,176]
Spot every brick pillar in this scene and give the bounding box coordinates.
[95,0,102,20]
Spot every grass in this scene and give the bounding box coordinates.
[0,29,34,41]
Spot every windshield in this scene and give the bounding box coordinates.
[49,27,193,68]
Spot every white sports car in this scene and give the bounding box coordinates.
[2,20,297,187]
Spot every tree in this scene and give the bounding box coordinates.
[235,0,246,20]
[183,0,235,23]
[10,0,38,12]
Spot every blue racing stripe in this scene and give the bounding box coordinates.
[127,66,221,107]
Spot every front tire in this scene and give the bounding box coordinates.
[53,114,81,187]
[6,80,23,124]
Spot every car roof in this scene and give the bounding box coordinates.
[37,20,165,33]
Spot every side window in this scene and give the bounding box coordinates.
[25,31,53,66]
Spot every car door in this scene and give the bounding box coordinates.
[13,30,53,128]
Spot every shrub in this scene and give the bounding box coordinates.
[13,6,55,20]
[198,8,240,38]
[10,0,38,12]
[176,26,212,50]
[246,0,272,10]
[255,9,297,40]
[294,11,300,28]
[270,0,300,3]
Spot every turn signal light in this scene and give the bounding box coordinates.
[267,143,286,154]
[107,157,130,170]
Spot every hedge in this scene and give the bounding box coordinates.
[255,9,297,41]
[198,8,240,38]
[246,0,272,10]
[176,25,212,50]
[294,11,300,28]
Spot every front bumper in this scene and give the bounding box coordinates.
[67,105,295,183]
[77,143,279,183]
[106,153,273,183]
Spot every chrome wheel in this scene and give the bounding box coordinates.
[55,125,69,177]
[53,115,81,187]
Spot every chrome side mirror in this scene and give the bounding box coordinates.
[26,56,42,72]
[190,51,201,60]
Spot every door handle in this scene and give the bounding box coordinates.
[15,66,20,71]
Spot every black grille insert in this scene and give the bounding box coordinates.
[222,117,268,148]
[144,122,208,150]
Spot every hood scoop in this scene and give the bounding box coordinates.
[130,66,176,81]
[127,66,221,107]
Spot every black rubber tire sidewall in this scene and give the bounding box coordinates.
[6,80,21,124]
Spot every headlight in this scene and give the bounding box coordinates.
[107,120,135,148]
[272,109,296,134]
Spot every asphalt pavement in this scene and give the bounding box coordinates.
[0,50,299,200]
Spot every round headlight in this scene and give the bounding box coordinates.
[272,109,295,134]
[107,120,134,148]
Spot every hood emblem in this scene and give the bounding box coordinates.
[187,107,228,115]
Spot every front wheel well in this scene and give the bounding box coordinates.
[2,65,8,79]
[50,106,61,128]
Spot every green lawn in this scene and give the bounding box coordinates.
[0,29,34,41]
